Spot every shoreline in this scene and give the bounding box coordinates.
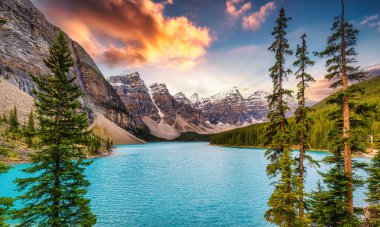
[209,143,377,158]
[3,151,113,165]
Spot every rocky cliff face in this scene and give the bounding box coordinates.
[0,0,137,134]
[108,72,160,128]
[244,91,270,122]
[190,88,252,125]
[189,89,299,124]
[150,83,205,127]
[174,92,191,105]
[107,73,209,140]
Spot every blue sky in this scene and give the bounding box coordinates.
[32,0,380,101]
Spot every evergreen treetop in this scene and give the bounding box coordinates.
[315,16,366,88]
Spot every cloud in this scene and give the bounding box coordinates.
[361,14,380,32]
[360,14,378,25]
[368,65,380,76]
[135,44,274,98]
[226,0,252,18]
[33,0,211,69]
[242,1,276,31]
[305,78,334,102]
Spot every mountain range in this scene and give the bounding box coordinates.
[107,72,303,139]
[0,0,305,142]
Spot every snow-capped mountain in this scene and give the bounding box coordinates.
[193,87,252,125]
[174,92,191,105]
[108,73,218,140]
[108,72,160,128]
[108,72,302,139]
[189,88,300,124]
[244,91,270,122]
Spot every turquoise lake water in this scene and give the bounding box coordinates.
[0,142,370,226]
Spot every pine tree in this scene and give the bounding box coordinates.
[309,90,375,226]
[106,138,113,151]
[264,7,297,226]
[366,133,380,226]
[0,151,13,226]
[0,18,6,26]
[25,111,36,148]
[315,0,367,213]
[12,32,96,226]
[9,106,19,133]
[293,33,315,224]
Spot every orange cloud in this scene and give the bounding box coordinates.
[242,1,275,31]
[226,0,252,18]
[35,0,211,69]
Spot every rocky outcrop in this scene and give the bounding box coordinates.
[106,73,211,139]
[244,91,270,122]
[150,83,205,127]
[0,0,137,134]
[108,72,160,128]
[189,89,300,124]
[174,92,191,105]
[191,87,252,125]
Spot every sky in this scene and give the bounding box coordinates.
[31,0,380,101]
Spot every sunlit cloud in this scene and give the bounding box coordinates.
[33,0,212,69]
[242,1,276,31]
[226,0,252,19]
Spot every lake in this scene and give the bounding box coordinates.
[0,142,370,226]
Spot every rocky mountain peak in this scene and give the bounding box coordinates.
[190,93,200,101]
[247,90,269,102]
[108,72,160,128]
[174,92,190,105]
[108,72,147,91]
[210,87,244,104]
[150,83,170,96]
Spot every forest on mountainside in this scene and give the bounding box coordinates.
[210,75,380,150]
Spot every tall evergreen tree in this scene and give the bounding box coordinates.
[12,32,96,226]
[315,0,367,212]
[264,7,297,226]
[293,34,315,224]
[25,111,36,148]
[0,151,13,226]
[309,90,375,226]
[9,106,19,133]
[366,133,380,226]
[106,138,113,151]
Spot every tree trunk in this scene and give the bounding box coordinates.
[299,79,305,222]
[341,0,354,213]
[52,154,61,227]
